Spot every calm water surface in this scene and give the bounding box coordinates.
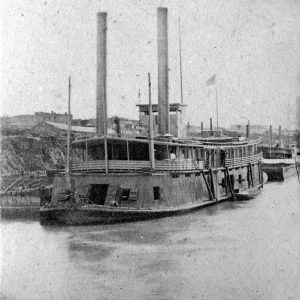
[1,177,300,300]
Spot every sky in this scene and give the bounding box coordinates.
[0,0,300,129]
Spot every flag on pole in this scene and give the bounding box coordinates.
[206,74,216,86]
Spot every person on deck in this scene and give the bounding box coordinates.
[170,151,176,160]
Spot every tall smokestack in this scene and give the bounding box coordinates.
[210,118,213,136]
[157,7,169,135]
[96,12,107,136]
[269,125,273,146]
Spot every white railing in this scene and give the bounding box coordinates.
[1,170,47,177]
[225,152,263,168]
[70,159,204,172]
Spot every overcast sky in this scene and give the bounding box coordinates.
[1,0,300,129]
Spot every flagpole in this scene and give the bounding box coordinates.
[148,72,155,170]
[179,16,183,104]
[66,76,71,174]
[66,76,72,191]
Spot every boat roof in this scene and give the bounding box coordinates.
[72,135,262,149]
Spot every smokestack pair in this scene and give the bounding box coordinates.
[96,8,170,136]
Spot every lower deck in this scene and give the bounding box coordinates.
[49,162,263,210]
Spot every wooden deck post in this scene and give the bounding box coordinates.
[209,169,216,200]
[126,140,130,161]
[148,72,155,170]
[201,171,214,200]
[249,163,254,187]
[226,167,235,200]
[104,137,108,174]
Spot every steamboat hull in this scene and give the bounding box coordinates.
[40,196,229,226]
[262,163,298,181]
[40,184,262,226]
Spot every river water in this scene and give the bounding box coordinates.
[1,177,300,300]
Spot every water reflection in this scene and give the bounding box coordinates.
[1,177,300,300]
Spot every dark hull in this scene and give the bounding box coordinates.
[263,163,297,181]
[40,197,231,225]
[40,184,262,225]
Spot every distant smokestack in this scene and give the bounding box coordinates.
[113,117,121,137]
[246,120,250,139]
[157,7,169,135]
[210,118,213,136]
[270,125,273,146]
[96,12,107,136]
[201,122,203,136]
[278,125,281,147]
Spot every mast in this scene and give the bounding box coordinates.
[66,76,71,175]
[148,72,155,170]
[179,16,183,104]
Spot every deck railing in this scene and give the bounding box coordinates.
[1,170,47,177]
[225,152,263,168]
[70,159,204,173]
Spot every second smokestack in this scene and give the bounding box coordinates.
[157,7,169,135]
[96,12,108,136]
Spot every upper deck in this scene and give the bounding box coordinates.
[258,145,293,159]
[70,135,263,173]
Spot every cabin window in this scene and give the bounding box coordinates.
[128,142,149,160]
[89,145,105,160]
[110,142,128,160]
[220,150,226,167]
[234,148,238,158]
[172,174,179,178]
[155,145,167,160]
[185,173,191,177]
[195,172,200,177]
[200,148,204,160]
[153,186,160,200]
[239,147,243,157]
[120,188,130,200]
[211,150,215,167]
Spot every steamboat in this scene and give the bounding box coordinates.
[40,8,264,225]
[259,145,299,181]
[258,126,299,181]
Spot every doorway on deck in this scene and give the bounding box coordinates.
[88,184,109,205]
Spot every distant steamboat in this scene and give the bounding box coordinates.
[259,145,299,181]
[40,8,264,225]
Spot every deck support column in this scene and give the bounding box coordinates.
[85,139,88,161]
[209,169,216,200]
[201,171,214,200]
[104,137,108,174]
[126,140,130,161]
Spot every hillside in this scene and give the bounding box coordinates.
[0,136,71,175]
